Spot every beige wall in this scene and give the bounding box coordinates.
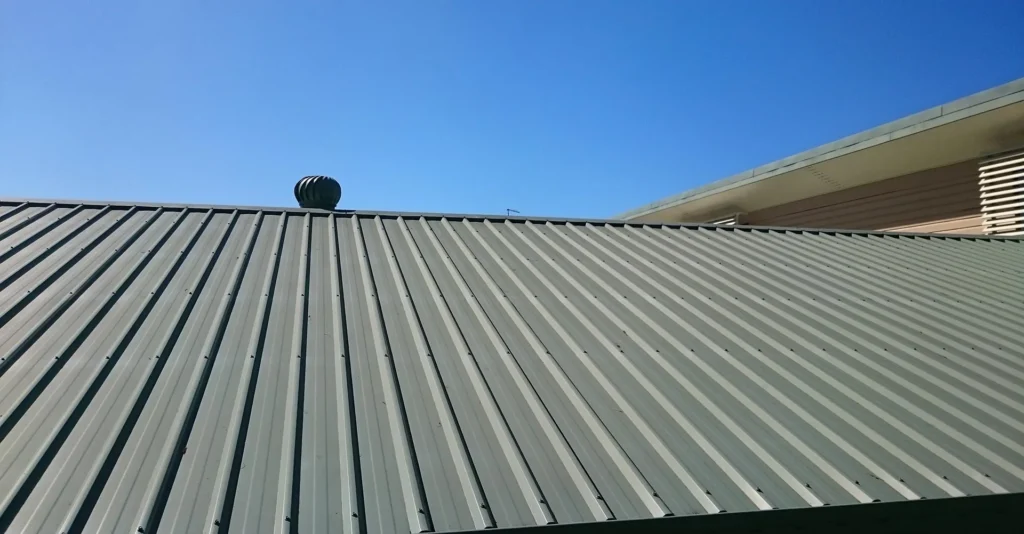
[744,160,982,234]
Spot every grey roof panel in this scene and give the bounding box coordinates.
[0,199,1022,533]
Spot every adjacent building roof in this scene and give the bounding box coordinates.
[0,198,1022,533]
[618,77,1024,223]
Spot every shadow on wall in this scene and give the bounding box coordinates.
[744,160,983,234]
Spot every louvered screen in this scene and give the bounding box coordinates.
[709,213,745,225]
[980,148,1024,236]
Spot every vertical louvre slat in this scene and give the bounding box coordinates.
[981,148,1024,236]
[708,212,744,225]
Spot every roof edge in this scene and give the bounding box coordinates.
[617,76,1024,221]
[3,197,1021,242]
[491,492,1024,534]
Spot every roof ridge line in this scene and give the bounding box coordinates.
[1,197,1021,242]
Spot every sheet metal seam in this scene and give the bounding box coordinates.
[622,227,1024,480]
[412,217,554,525]
[440,218,665,519]
[440,217,614,521]
[591,224,1005,493]
[567,222,934,499]
[379,217,495,530]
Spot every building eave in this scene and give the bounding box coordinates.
[618,77,1024,223]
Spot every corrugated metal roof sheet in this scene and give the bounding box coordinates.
[0,199,1022,533]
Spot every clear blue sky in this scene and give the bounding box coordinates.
[2,1,1022,218]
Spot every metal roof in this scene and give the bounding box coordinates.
[0,199,1022,533]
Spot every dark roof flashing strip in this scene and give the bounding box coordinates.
[488,492,1024,534]
[616,77,1024,220]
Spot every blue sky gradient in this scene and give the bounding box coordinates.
[2,0,1022,218]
